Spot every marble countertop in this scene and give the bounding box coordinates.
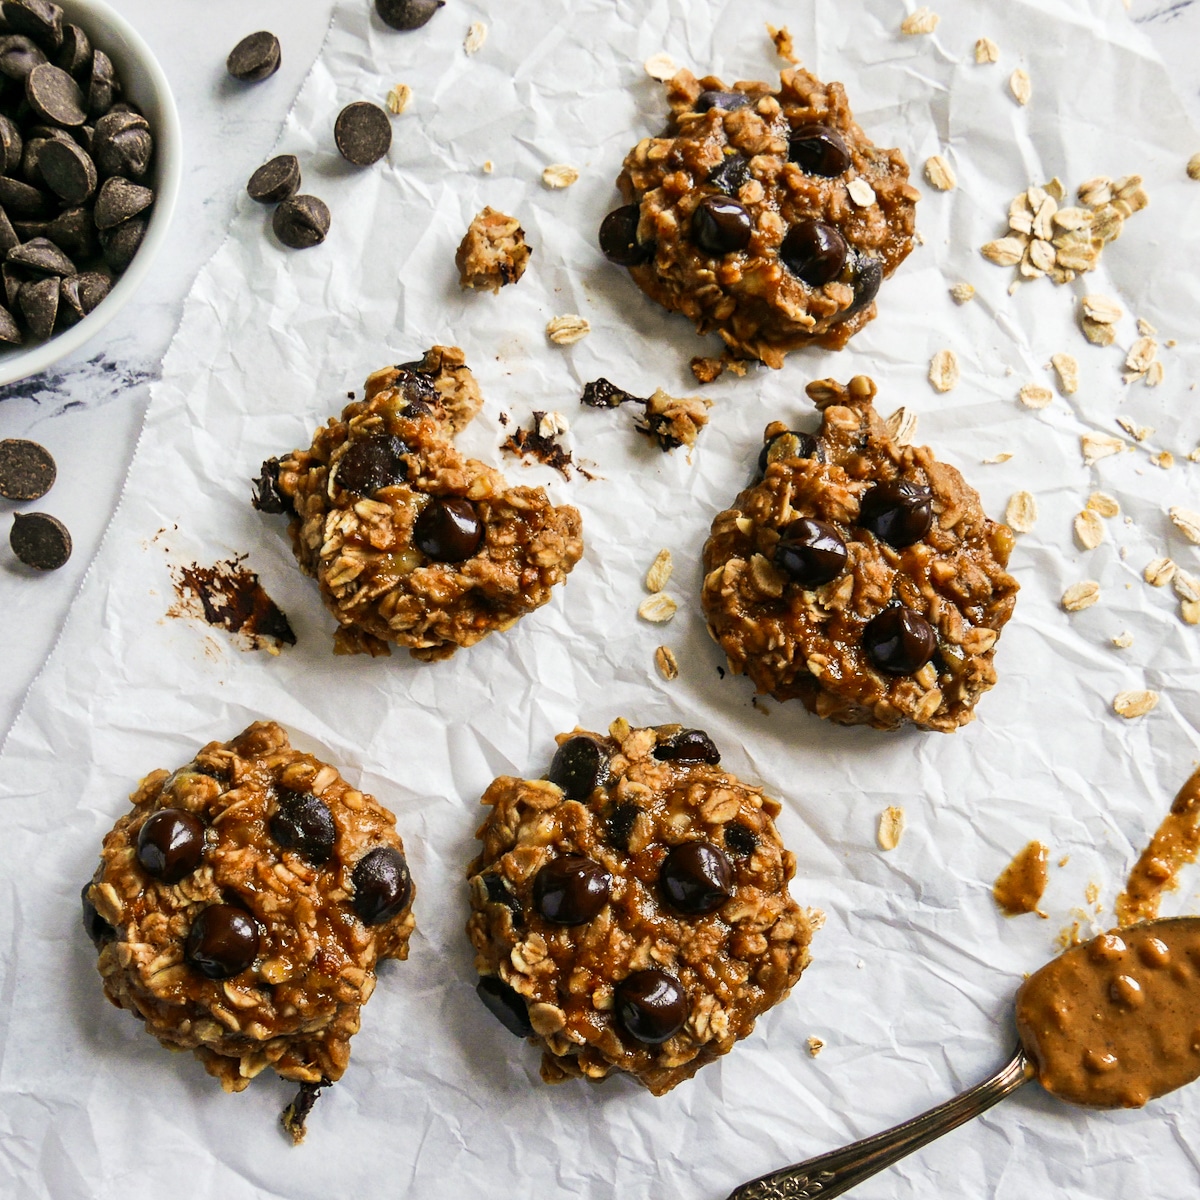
[1,0,1198,742]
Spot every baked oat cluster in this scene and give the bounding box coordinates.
[467,719,815,1096]
[456,206,532,292]
[256,345,583,659]
[701,376,1019,732]
[600,67,918,375]
[82,722,415,1141]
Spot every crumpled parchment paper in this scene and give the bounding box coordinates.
[2,0,1200,1196]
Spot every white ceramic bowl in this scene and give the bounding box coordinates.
[0,0,182,386]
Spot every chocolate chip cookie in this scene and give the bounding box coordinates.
[600,68,919,373]
[701,376,1019,732]
[467,719,816,1096]
[83,722,415,1142]
[256,345,583,659]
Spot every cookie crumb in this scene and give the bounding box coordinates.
[654,645,679,680]
[950,282,975,303]
[1006,491,1037,533]
[975,36,1000,63]
[645,548,674,593]
[501,411,575,480]
[928,348,959,392]
[456,207,531,292]
[541,164,579,189]
[644,52,678,81]
[924,154,956,191]
[386,83,412,115]
[877,806,905,850]
[1061,581,1100,612]
[464,21,487,54]
[1050,353,1078,395]
[900,7,940,35]
[1019,383,1053,410]
[767,23,798,63]
[638,593,677,623]
[546,314,591,345]
[806,1036,825,1057]
[1112,631,1134,648]
[1113,689,1158,719]
[1009,68,1032,105]
[1074,510,1104,550]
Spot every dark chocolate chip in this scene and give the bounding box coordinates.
[660,841,733,915]
[779,219,848,286]
[351,846,412,925]
[136,807,206,884]
[706,150,750,195]
[392,363,438,409]
[18,130,62,184]
[476,974,533,1038]
[8,235,74,274]
[757,429,819,476]
[2,1,63,53]
[2,262,20,309]
[0,437,54,499]
[335,434,410,496]
[17,273,56,337]
[252,457,292,515]
[247,154,300,204]
[0,174,48,216]
[580,377,642,409]
[226,31,281,83]
[598,204,652,266]
[0,113,23,172]
[547,735,611,800]
[85,49,116,118]
[606,802,641,852]
[269,789,336,865]
[653,729,720,765]
[862,605,937,675]
[185,903,260,979]
[481,872,523,920]
[847,253,883,313]
[533,855,612,925]
[92,110,151,178]
[0,302,20,343]
[272,194,330,249]
[859,479,933,547]
[46,206,97,257]
[0,34,45,81]
[691,193,752,255]
[723,822,757,858]
[34,135,94,202]
[280,1079,329,1146]
[93,175,153,229]
[412,496,484,562]
[98,214,145,272]
[334,101,392,167]
[75,122,92,153]
[774,518,849,587]
[788,123,852,176]
[81,881,114,948]
[26,62,85,126]
[57,269,107,324]
[376,0,444,30]
[694,89,752,113]
[0,208,17,255]
[615,968,687,1044]
[10,510,70,567]
[55,22,88,77]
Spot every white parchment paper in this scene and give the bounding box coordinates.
[3,1,1200,1196]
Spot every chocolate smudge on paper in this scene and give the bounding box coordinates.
[501,411,576,480]
[170,555,296,652]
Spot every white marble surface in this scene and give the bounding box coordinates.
[0,0,1198,743]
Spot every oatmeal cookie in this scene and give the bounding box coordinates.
[701,376,1019,732]
[456,206,531,292]
[600,68,919,371]
[256,345,583,660]
[467,719,815,1096]
[82,722,415,1141]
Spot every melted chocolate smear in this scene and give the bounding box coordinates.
[251,457,291,515]
[501,410,575,481]
[171,555,296,651]
[280,1078,330,1146]
[580,377,645,409]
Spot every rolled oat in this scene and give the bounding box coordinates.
[1113,690,1158,719]
[1061,581,1100,612]
[929,349,959,392]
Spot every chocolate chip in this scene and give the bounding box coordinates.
[606,802,641,852]
[334,101,392,167]
[788,123,852,176]
[0,174,48,216]
[17,274,57,337]
[85,49,116,118]
[92,110,151,178]
[93,175,153,229]
[547,735,611,800]
[98,214,145,272]
[476,974,533,1038]
[615,968,688,1044]
[0,209,19,255]
[481,872,523,920]
[774,518,849,587]
[580,377,642,409]
[0,34,45,81]
[58,270,107,324]
[247,154,300,204]
[660,841,733,915]
[598,204,652,266]
[723,822,757,858]
[533,855,612,925]
[335,434,409,496]
[392,363,438,408]
[8,236,74,274]
[0,304,20,343]
[859,480,933,547]
[26,62,85,126]
[136,808,206,884]
[34,135,95,202]
[412,496,484,562]
[0,437,54,499]
[862,605,937,675]
[185,903,261,979]
[780,219,848,286]
[226,31,281,83]
[2,263,20,308]
[251,457,292,515]
[706,150,750,195]
[269,789,336,864]
[847,253,883,313]
[757,429,819,476]
[694,89,751,113]
[3,2,63,53]
[272,194,330,249]
[0,113,22,172]
[351,846,412,925]
[376,0,444,29]
[691,194,752,255]
[55,22,88,77]
[80,881,114,949]
[653,729,720,765]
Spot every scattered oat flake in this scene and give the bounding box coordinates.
[1009,68,1031,105]
[1019,383,1053,410]
[1085,492,1118,519]
[638,593,677,623]
[877,806,905,851]
[1173,569,1200,604]
[645,548,673,593]
[928,349,959,393]
[1169,507,1200,544]
[1081,318,1116,347]
[644,52,678,81]
[1112,631,1134,648]
[806,1036,825,1058]
[1074,510,1105,550]
[982,452,1013,464]
[1051,353,1078,395]
[924,154,956,191]
[1137,318,1158,337]
[847,177,876,207]
[1182,600,1200,626]
[1153,451,1174,471]
[482,160,494,174]
[1126,337,1159,374]
[885,406,918,446]
[1082,294,1122,325]
[950,282,975,304]
[975,36,1000,63]
[1006,491,1037,533]
[901,6,939,34]
[654,645,679,681]
[1081,432,1125,465]
[767,23,798,62]
[546,314,591,345]
[1145,361,1164,387]
[981,237,1025,266]
[542,164,579,189]
[464,21,487,54]
[1115,417,1152,442]
[1145,557,1177,587]
[1188,153,1200,181]
[386,83,412,115]
[1113,690,1158,719]
[1061,581,1100,612]
[537,411,569,439]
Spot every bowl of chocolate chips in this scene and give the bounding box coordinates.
[0,0,181,385]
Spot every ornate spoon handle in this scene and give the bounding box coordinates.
[726,1047,1034,1200]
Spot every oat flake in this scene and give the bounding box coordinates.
[950,282,975,304]
[542,164,579,189]
[1182,601,1200,626]
[1081,433,1125,465]
[1112,631,1134,648]
[1173,570,1200,604]
[645,548,673,593]
[654,645,679,681]
[464,21,488,54]
[1051,353,1079,395]
[924,155,956,191]
[806,1036,825,1057]
[1082,294,1122,325]
[1146,361,1165,387]
[638,593,677,623]
[386,83,412,115]
[1153,451,1174,471]
[1086,492,1119,518]
[901,6,939,34]
[982,452,1013,464]
[545,315,591,345]
[1188,153,1200,181]
[1009,68,1032,105]
[1061,581,1100,612]
[1019,383,1053,410]
[885,407,918,446]
[981,237,1025,266]
[877,806,905,850]
[1074,510,1105,549]
[1144,557,1177,587]
[1169,507,1200,544]
[928,349,959,393]
[1126,337,1158,374]
[1113,690,1158,719]
[975,36,1000,63]
[1006,491,1037,533]
[644,52,678,81]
